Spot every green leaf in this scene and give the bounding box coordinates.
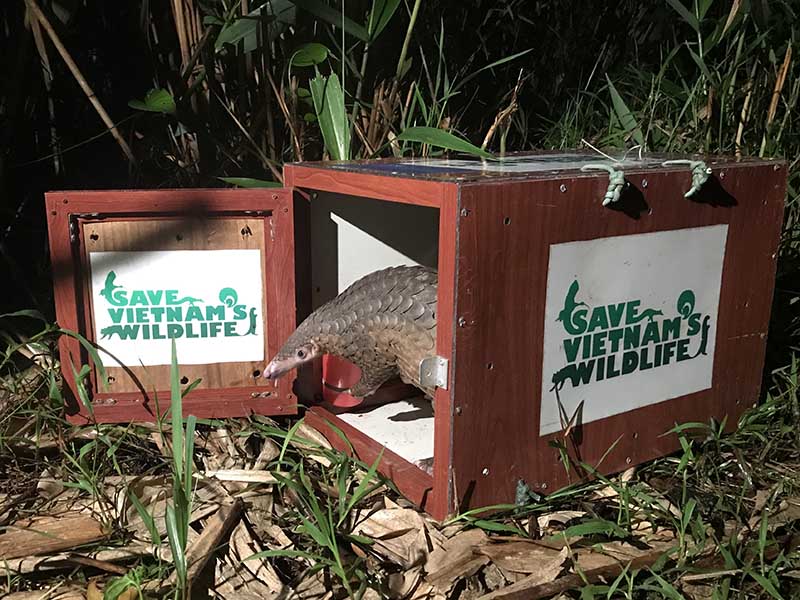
[0,309,48,321]
[339,449,384,526]
[128,89,176,115]
[746,569,784,600]
[562,518,629,539]
[290,42,329,67]
[215,1,295,53]
[310,72,351,161]
[605,75,645,147]
[170,339,183,482]
[396,126,494,159]
[218,177,282,188]
[452,48,533,94]
[184,415,197,498]
[290,0,369,41]
[647,571,686,600]
[128,491,161,546]
[470,519,527,535]
[665,0,700,32]
[367,0,400,40]
[165,506,187,585]
[688,46,717,85]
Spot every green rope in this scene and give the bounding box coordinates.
[580,163,626,206]
[662,159,712,197]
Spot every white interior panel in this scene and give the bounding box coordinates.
[310,192,439,308]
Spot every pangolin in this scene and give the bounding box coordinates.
[263,265,437,399]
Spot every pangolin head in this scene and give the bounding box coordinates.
[262,317,325,380]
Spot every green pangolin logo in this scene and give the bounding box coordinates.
[97,271,258,341]
[550,280,711,392]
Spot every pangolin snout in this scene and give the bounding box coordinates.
[262,360,286,380]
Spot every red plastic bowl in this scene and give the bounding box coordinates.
[321,354,363,408]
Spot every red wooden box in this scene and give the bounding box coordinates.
[46,151,787,521]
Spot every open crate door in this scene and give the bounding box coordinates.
[45,187,298,424]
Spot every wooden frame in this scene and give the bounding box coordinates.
[284,154,786,521]
[285,165,457,519]
[45,188,298,424]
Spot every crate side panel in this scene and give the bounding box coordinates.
[81,217,269,393]
[451,165,785,511]
[46,188,297,422]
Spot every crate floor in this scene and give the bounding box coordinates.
[337,396,434,469]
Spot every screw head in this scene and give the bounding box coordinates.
[458,317,467,327]
[455,406,463,415]
[559,184,567,193]
[626,456,632,464]
[481,468,489,476]
[641,179,648,188]
[460,208,471,217]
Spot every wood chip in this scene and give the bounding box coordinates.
[0,513,108,559]
[476,547,568,600]
[1,543,155,575]
[201,469,280,484]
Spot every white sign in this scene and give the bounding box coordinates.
[89,250,265,367]
[539,225,728,436]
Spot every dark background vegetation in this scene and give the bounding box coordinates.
[0,0,797,375]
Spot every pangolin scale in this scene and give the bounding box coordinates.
[263,265,437,399]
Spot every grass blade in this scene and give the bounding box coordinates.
[291,0,369,41]
[605,75,645,146]
[397,126,494,158]
[665,0,700,32]
[218,177,282,188]
[170,339,183,482]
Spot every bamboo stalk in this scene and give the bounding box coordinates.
[735,61,758,157]
[24,0,136,164]
[28,13,61,174]
[395,0,422,79]
[768,45,792,126]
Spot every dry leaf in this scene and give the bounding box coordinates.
[353,505,432,568]
[477,541,565,575]
[536,510,585,530]
[425,528,490,592]
[86,581,103,600]
[202,469,280,484]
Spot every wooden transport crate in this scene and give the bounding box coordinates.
[46,151,787,521]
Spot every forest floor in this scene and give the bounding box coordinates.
[1,345,800,600]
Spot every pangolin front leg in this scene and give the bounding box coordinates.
[348,366,397,397]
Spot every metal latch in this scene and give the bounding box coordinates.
[419,356,449,390]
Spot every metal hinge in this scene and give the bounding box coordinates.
[69,218,79,245]
[419,355,449,390]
